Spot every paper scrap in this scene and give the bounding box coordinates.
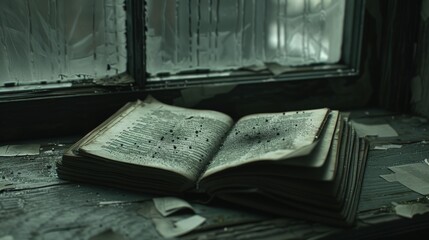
[374,144,402,150]
[0,182,15,192]
[394,203,429,218]
[380,162,429,195]
[265,62,293,76]
[0,144,40,156]
[152,215,206,238]
[89,229,126,240]
[351,121,398,138]
[153,197,195,217]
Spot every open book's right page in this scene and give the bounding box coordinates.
[201,109,330,178]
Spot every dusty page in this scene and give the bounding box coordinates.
[79,96,233,181]
[202,108,329,178]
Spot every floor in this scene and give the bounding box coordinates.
[1,109,429,240]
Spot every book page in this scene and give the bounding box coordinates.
[201,109,329,178]
[79,96,233,181]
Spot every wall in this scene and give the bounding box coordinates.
[413,0,429,118]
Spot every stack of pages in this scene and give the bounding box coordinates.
[57,95,368,226]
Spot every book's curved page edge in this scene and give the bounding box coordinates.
[77,95,234,181]
[320,113,343,181]
[201,108,330,179]
[277,110,340,167]
[61,100,141,159]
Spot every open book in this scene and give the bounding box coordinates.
[56,95,368,226]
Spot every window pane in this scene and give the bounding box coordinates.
[0,0,127,86]
[145,0,345,76]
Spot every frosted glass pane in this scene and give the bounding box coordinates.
[0,0,127,86]
[146,0,345,76]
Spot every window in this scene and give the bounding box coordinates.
[0,0,127,91]
[0,0,364,92]
[143,0,365,89]
[146,0,345,75]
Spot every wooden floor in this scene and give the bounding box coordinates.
[1,109,429,240]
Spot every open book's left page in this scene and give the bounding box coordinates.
[78,96,233,182]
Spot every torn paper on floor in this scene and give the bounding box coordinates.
[153,197,195,217]
[380,162,429,195]
[393,203,429,219]
[139,199,204,238]
[0,144,40,156]
[152,215,206,238]
[351,121,398,138]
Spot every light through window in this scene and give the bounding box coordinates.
[0,0,127,87]
[145,0,345,76]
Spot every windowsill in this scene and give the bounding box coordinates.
[0,86,148,142]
